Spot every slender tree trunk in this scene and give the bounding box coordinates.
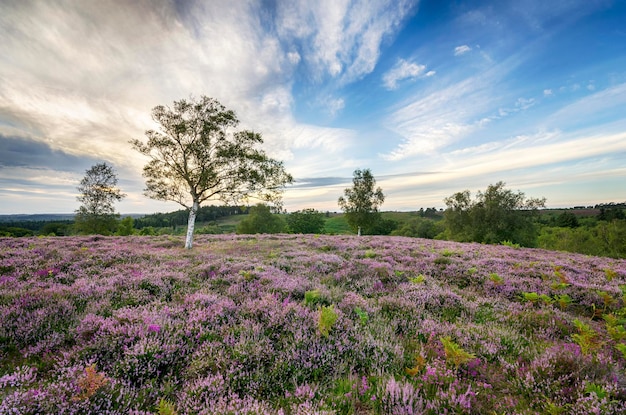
[185,200,199,249]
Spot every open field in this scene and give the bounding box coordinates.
[1,234,626,414]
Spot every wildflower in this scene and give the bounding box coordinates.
[148,324,161,333]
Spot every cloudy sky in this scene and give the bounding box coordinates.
[1,0,625,214]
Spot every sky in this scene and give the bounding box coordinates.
[1,0,626,215]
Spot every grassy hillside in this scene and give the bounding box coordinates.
[1,235,626,414]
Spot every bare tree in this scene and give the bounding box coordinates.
[130,96,293,249]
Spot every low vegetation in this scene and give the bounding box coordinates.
[1,234,626,413]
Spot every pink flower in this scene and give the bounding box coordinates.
[148,324,161,333]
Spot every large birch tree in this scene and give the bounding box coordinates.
[130,96,293,249]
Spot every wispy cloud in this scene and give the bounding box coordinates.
[382,59,435,90]
[382,69,505,160]
[547,83,626,128]
[454,45,471,55]
[275,0,418,84]
[376,128,626,208]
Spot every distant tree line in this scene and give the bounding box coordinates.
[134,205,246,229]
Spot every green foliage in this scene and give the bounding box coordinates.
[286,208,325,234]
[434,256,451,265]
[443,181,545,247]
[554,294,573,311]
[521,292,540,304]
[196,223,223,234]
[157,398,178,415]
[537,221,626,259]
[391,216,443,239]
[318,305,338,337]
[323,214,352,235]
[604,314,626,342]
[236,204,286,234]
[555,211,580,228]
[605,268,617,281]
[134,205,243,230]
[571,319,603,355]
[40,221,72,236]
[369,218,398,235]
[74,163,125,235]
[116,216,135,236]
[488,273,504,285]
[501,240,520,248]
[585,383,608,399]
[304,289,321,306]
[0,226,34,237]
[354,307,368,325]
[439,336,476,368]
[409,274,425,284]
[615,343,626,359]
[598,206,625,221]
[544,401,567,415]
[338,169,385,235]
[539,294,554,306]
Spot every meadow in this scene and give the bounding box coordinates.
[1,234,626,414]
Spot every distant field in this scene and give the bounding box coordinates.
[1,234,625,413]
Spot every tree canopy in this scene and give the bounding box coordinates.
[338,169,385,235]
[286,209,326,234]
[130,95,293,248]
[443,181,545,246]
[236,204,286,234]
[74,163,125,235]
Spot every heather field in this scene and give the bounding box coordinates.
[2,235,626,414]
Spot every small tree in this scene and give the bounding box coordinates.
[130,96,293,249]
[75,163,125,235]
[287,208,326,234]
[236,203,286,234]
[338,169,385,235]
[116,216,135,236]
[443,181,545,246]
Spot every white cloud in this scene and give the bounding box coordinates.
[287,51,301,64]
[382,69,503,160]
[515,97,536,110]
[448,131,626,178]
[454,45,471,55]
[547,83,626,127]
[543,89,553,96]
[325,97,346,117]
[373,128,626,210]
[382,59,431,90]
[275,0,417,83]
[0,0,376,213]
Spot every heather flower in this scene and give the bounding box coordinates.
[148,324,161,333]
[1,234,625,414]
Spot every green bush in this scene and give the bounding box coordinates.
[236,204,286,234]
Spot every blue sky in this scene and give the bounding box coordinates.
[1,0,625,214]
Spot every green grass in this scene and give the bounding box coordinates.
[214,213,248,233]
[146,211,426,236]
[323,214,352,234]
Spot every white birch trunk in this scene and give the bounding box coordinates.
[184,200,199,249]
